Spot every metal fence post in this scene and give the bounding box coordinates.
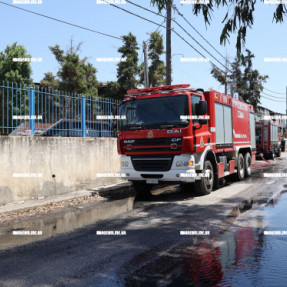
[29,87,35,136]
[81,95,86,137]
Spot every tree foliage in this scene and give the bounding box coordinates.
[211,50,268,110]
[0,42,32,85]
[117,32,139,96]
[0,43,34,135]
[139,32,166,87]
[47,42,98,96]
[40,72,60,90]
[97,81,121,100]
[151,0,287,54]
[148,32,166,87]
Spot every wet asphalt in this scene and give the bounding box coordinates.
[0,155,287,287]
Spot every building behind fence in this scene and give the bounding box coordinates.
[0,81,120,137]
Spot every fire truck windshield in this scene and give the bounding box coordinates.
[119,94,190,130]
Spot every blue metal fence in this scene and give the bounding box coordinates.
[0,81,120,137]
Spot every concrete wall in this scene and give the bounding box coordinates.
[0,137,123,205]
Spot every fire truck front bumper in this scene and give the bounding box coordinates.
[120,155,200,183]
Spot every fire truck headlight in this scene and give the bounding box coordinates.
[121,161,129,167]
[176,161,193,167]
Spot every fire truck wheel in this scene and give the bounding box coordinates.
[276,147,281,158]
[244,153,252,177]
[132,181,153,200]
[236,153,245,181]
[281,140,285,152]
[269,150,275,160]
[195,160,214,195]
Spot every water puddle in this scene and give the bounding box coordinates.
[122,188,287,286]
[0,196,134,250]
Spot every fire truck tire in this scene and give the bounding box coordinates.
[269,150,275,160]
[132,181,153,200]
[276,147,281,158]
[195,160,214,195]
[281,140,285,152]
[236,153,245,181]
[244,152,252,177]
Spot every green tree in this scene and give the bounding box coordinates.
[151,0,287,54]
[0,43,33,134]
[40,72,60,90]
[139,32,166,87]
[97,81,121,100]
[148,32,166,87]
[48,42,98,96]
[139,62,145,87]
[240,50,268,109]
[38,42,99,125]
[211,50,268,110]
[117,33,139,97]
[0,42,32,85]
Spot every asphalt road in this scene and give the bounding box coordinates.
[1,155,287,287]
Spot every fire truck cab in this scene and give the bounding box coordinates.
[117,84,256,198]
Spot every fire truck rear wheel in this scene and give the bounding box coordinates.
[269,150,275,160]
[281,140,285,152]
[244,152,252,177]
[132,181,153,200]
[276,147,281,158]
[236,153,245,181]
[195,160,214,195]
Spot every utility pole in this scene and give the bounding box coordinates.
[166,2,172,85]
[143,41,149,88]
[286,86,287,129]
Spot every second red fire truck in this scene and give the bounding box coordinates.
[256,120,281,159]
[117,84,256,197]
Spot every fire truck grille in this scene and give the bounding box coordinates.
[123,138,182,153]
[131,155,174,172]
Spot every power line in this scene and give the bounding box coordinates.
[123,2,286,103]
[125,0,164,17]
[108,0,227,74]
[102,0,285,104]
[172,5,227,62]
[0,1,122,40]
[125,0,230,72]
[262,91,285,99]
[154,19,166,33]
[261,94,285,102]
[263,88,285,95]
[173,18,231,72]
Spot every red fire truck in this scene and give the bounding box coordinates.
[117,84,256,197]
[256,120,281,159]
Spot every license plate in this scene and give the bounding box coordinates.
[146,179,158,184]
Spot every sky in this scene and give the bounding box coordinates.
[0,0,286,113]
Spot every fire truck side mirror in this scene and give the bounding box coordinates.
[196,100,207,115]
